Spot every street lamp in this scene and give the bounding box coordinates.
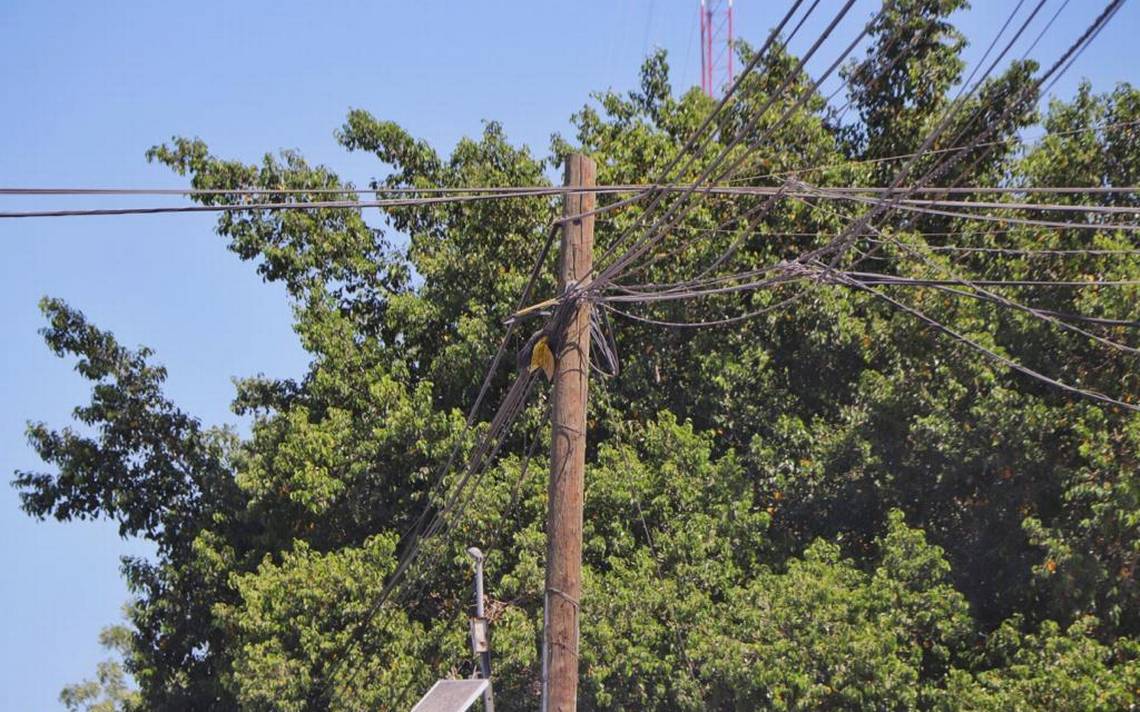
[467,546,493,712]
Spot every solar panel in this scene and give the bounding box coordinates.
[410,679,490,712]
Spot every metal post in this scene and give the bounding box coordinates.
[706,4,714,95]
[727,0,735,86]
[467,547,494,712]
[700,1,708,96]
[473,556,485,619]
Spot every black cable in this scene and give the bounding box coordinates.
[595,0,870,286]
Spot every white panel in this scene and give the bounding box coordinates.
[410,679,489,712]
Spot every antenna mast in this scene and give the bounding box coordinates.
[699,0,735,98]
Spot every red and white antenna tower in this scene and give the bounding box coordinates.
[700,0,735,98]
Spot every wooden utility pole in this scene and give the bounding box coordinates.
[542,154,595,712]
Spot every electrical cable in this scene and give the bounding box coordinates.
[590,0,814,273]
[594,0,873,287]
[872,232,1140,354]
[599,0,1045,301]
[727,118,1140,185]
[845,275,1140,411]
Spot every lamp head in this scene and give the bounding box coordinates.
[466,546,485,562]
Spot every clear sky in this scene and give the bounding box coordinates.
[2,1,1136,708]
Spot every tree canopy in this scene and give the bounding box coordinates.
[16,1,1140,709]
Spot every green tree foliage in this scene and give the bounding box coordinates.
[16,1,1140,708]
[60,623,141,712]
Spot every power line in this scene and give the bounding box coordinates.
[833,193,1140,215]
[892,282,1140,328]
[0,187,656,220]
[556,0,1122,342]
[797,186,1140,354]
[955,0,1030,104]
[873,232,1140,355]
[606,0,1047,300]
[592,0,817,274]
[595,0,873,286]
[847,275,1140,411]
[728,118,1140,185]
[865,239,1140,257]
[11,183,1140,200]
[604,287,809,328]
[599,0,1133,418]
[1041,0,1125,96]
[385,8,1138,700]
[808,0,1126,281]
[843,270,1140,288]
[830,191,1140,232]
[1020,0,1071,61]
[0,185,642,197]
[724,184,1140,195]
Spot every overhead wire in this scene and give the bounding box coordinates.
[885,282,1140,328]
[839,271,1140,288]
[788,181,1140,360]
[5,6,1133,229]
[594,0,816,276]
[590,0,815,273]
[868,195,1140,215]
[264,1,1140,702]
[599,0,869,280]
[727,117,1140,185]
[868,240,1140,257]
[0,186,650,219]
[603,288,810,328]
[810,0,1052,255]
[831,0,1080,193]
[600,1,1029,324]
[792,0,1120,298]
[3,0,1125,703]
[1020,0,1071,61]
[4,183,1140,221]
[955,0,1030,103]
[795,169,1140,407]
[642,0,1112,314]
[316,369,541,708]
[825,190,1140,232]
[0,185,639,196]
[0,187,660,221]
[870,231,1140,355]
[607,0,1134,413]
[603,0,1042,318]
[1041,0,1125,96]
[616,225,1140,260]
[844,275,1140,411]
[594,0,872,286]
[627,0,1051,295]
[474,17,1139,703]
[792,131,1139,412]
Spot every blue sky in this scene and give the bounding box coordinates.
[2,1,1136,708]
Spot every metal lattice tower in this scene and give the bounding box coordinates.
[700,0,735,98]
